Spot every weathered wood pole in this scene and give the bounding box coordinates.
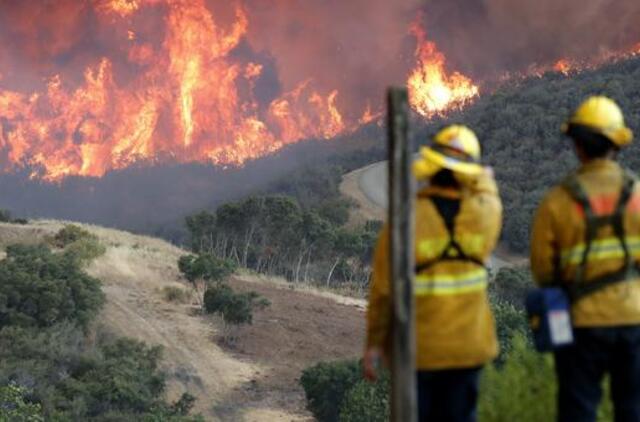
[387,87,417,422]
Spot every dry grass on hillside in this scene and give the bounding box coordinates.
[0,220,365,421]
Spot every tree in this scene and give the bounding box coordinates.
[178,254,237,305]
[185,211,216,253]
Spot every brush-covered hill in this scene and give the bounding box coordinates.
[267,56,640,256]
[415,57,640,253]
[0,220,365,421]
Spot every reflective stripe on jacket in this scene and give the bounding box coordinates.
[366,170,502,370]
[530,159,640,327]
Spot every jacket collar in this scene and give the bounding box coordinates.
[577,158,621,175]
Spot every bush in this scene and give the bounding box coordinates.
[57,338,166,418]
[203,284,269,326]
[0,383,44,421]
[300,360,362,422]
[479,335,613,422]
[0,325,203,421]
[479,335,556,421]
[51,225,95,248]
[492,299,530,364]
[63,236,107,266]
[339,376,389,422]
[490,267,534,309]
[0,244,105,329]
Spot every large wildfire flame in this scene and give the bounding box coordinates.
[0,1,638,182]
[0,0,486,181]
[0,0,356,181]
[407,20,479,118]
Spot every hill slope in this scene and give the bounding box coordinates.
[0,221,365,421]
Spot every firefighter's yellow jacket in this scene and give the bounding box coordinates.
[366,170,502,370]
[531,159,640,327]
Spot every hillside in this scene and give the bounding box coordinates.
[0,220,365,421]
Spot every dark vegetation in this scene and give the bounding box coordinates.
[184,194,381,291]
[0,209,29,225]
[418,57,640,252]
[0,229,202,421]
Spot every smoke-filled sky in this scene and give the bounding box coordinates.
[420,0,640,76]
[0,0,639,181]
[2,0,639,88]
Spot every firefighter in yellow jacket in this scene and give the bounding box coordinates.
[531,96,640,421]
[364,125,502,422]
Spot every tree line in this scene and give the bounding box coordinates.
[185,195,380,291]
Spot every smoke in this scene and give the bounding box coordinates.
[2,0,638,108]
[243,0,421,118]
[418,0,640,77]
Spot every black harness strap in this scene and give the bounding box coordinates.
[415,196,486,274]
[561,170,638,302]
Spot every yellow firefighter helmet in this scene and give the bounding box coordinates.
[562,96,633,147]
[413,125,483,180]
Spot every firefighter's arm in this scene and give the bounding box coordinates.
[464,167,503,252]
[365,225,391,350]
[364,225,391,381]
[530,195,557,286]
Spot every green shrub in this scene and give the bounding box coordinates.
[51,225,95,248]
[479,335,556,421]
[203,284,234,314]
[162,286,192,304]
[57,338,166,418]
[0,244,105,329]
[300,360,362,422]
[0,325,203,421]
[339,376,389,422]
[203,284,269,326]
[63,236,107,266]
[479,335,613,422]
[492,299,530,364]
[490,267,534,309]
[0,383,44,421]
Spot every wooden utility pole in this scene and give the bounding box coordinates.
[387,87,417,422]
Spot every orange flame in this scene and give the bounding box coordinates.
[407,20,479,118]
[0,0,358,181]
[553,59,572,75]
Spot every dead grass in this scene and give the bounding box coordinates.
[0,219,365,421]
